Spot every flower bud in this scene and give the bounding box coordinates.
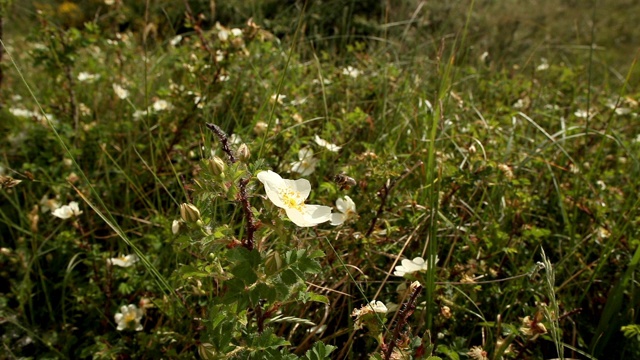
[171,219,181,234]
[237,144,250,162]
[180,203,201,223]
[208,156,226,176]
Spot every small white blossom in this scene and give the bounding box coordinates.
[114,304,144,331]
[52,201,83,219]
[170,35,182,46]
[77,72,100,83]
[271,93,286,104]
[113,84,129,99]
[9,107,37,118]
[536,58,549,71]
[419,98,433,112]
[342,66,361,78]
[231,28,243,37]
[479,51,489,63]
[40,195,60,213]
[574,109,595,119]
[314,135,341,152]
[393,256,439,277]
[257,170,331,227]
[229,134,242,145]
[290,147,318,176]
[107,254,138,267]
[152,99,172,112]
[351,300,387,330]
[330,196,357,226]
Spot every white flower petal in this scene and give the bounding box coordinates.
[314,135,342,152]
[284,178,311,201]
[285,204,331,227]
[330,213,346,226]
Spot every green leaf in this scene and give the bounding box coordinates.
[281,269,298,286]
[436,344,460,360]
[303,342,337,360]
[307,291,329,305]
[178,264,209,279]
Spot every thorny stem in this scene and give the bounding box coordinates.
[238,178,258,251]
[206,123,256,251]
[383,283,423,360]
[206,123,237,163]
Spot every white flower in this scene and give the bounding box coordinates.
[77,72,100,83]
[170,35,182,46]
[218,29,229,42]
[419,98,433,112]
[114,304,144,331]
[351,300,387,330]
[290,148,318,176]
[231,28,243,37]
[133,109,149,119]
[368,300,388,314]
[574,109,595,119]
[330,196,356,226]
[171,220,180,234]
[40,196,60,213]
[52,201,83,219]
[314,135,341,152]
[393,256,439,277]
[271,93,286,104]
[342,66,361,78]
[9,107,37,118]
[257,170,331,227]
[152,99,172,112]
[107,254,138,267]
[229,133,242,145]
[113,84,129,99]
[536,58,549,71]
[104,0,115,5]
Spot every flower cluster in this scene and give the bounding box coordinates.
[257,171,358,228]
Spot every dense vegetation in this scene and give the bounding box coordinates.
[1,1,639,359]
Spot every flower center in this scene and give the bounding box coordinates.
[124,311,138,326]
[280,188,304,211]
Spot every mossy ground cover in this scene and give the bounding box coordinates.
[1,1,639,359]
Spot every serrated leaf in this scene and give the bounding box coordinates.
[247,328,290,350]
[304,342,337,360]
[281,269,299,285]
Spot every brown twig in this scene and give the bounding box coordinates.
[383,282,423,360]
[206,123,257,251]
